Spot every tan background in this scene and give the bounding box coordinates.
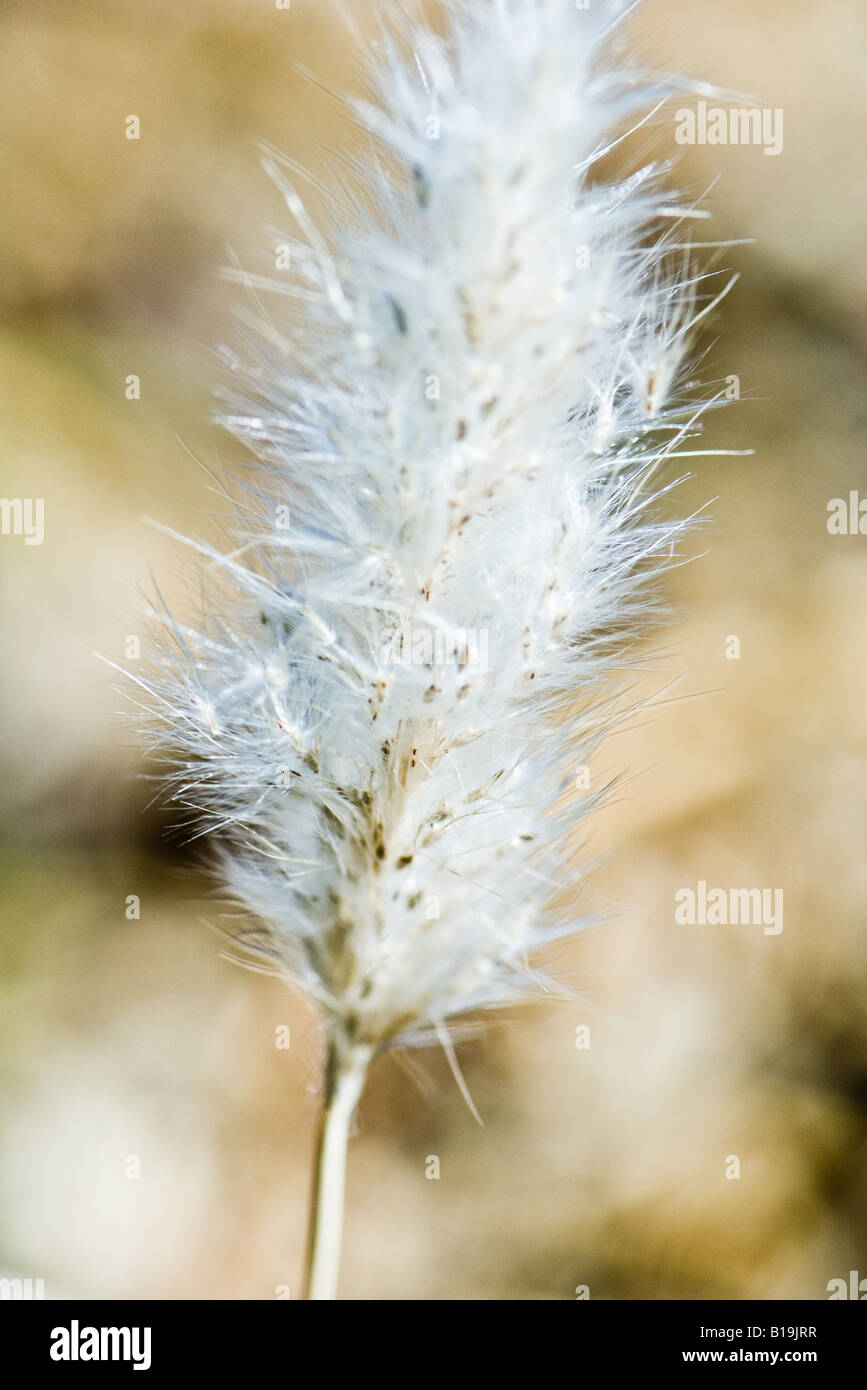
[1,0,865,1298]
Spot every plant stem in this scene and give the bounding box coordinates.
[302,1040,371,1300]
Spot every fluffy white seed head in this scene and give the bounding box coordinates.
[132,0,730,1065]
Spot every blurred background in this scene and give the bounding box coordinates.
[1,0,865,1299]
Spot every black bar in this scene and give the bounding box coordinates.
[4,1298,862,1375]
